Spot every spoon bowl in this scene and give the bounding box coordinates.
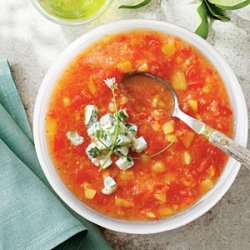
[125,71,250,169]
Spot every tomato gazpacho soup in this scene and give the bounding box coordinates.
[46,30,233,221]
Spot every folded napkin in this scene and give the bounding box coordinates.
[0,59,112,250]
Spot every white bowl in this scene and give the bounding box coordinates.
[33,19,248,234]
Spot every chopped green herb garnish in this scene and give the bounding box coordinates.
[84,77,175,172]
[116,110,129,122]
[88,147,100,158]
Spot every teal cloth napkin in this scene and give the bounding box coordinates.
[0,59,112,250]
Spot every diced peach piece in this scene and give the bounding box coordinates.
[161,39,176,58]
[120,95,128,105]
[181,131,195,148]
[152,97,158,108]
[151,110,160,120]
[188,100,198,112]
[183,151,191,165]
[200,178,214,193]
[208,165,215,178]
[146,212,157,219]
[152,161,166,173]
[154,192,167,203]
[117,60,133,73]
[183,59,191,70]
[139,63,148,71]
[152,121,160,131]
[137,61,149,71]
[164,173,175,184]
[163,120,175,134]
[158,207,174,217]
[88,79,97,95]
[109,102,115,112]
[152,97,165,108]
[166,134,177,143]
[120,170,134,182]
[202,83,211,93]
[171,71,187,90]
[46,117,57,137]
[202,77,212,93]
[84,188,96,200]
[141,209,157,219]
[115,197,135,208]
[63,97,70,107]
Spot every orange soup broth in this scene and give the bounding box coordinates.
[46,30,233,221]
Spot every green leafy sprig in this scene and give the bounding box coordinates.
[119,0,250,39]
[131,140,175,160]
[99,81,120,171]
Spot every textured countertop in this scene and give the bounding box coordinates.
[1,0,250,249]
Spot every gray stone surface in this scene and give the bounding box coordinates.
[0,0,250,249]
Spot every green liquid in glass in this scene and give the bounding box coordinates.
[38,0,106,21]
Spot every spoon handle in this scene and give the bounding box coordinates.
[200,125,250,169]
[174,109,250,168]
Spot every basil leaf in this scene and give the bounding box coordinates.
[195,0,209,39]
[208,0,250,10]
[119,0,152,9]
[205,0,230,21]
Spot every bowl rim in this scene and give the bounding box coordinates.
[30,0,113,26]
[33,19,248,234]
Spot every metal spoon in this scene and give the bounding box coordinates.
[124,72,250,168]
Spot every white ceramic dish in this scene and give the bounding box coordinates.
[33,19,248,234]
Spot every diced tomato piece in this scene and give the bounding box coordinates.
[187,79,205,87]
[53,135,65,152]
[154,182,169,193]
[185,65,200,80]
[219,104,232,116]
[138,112,147,119]
[198,159,211,173]
[75,168,86,184]
[180,46,192,56]
[117,35,127,42]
